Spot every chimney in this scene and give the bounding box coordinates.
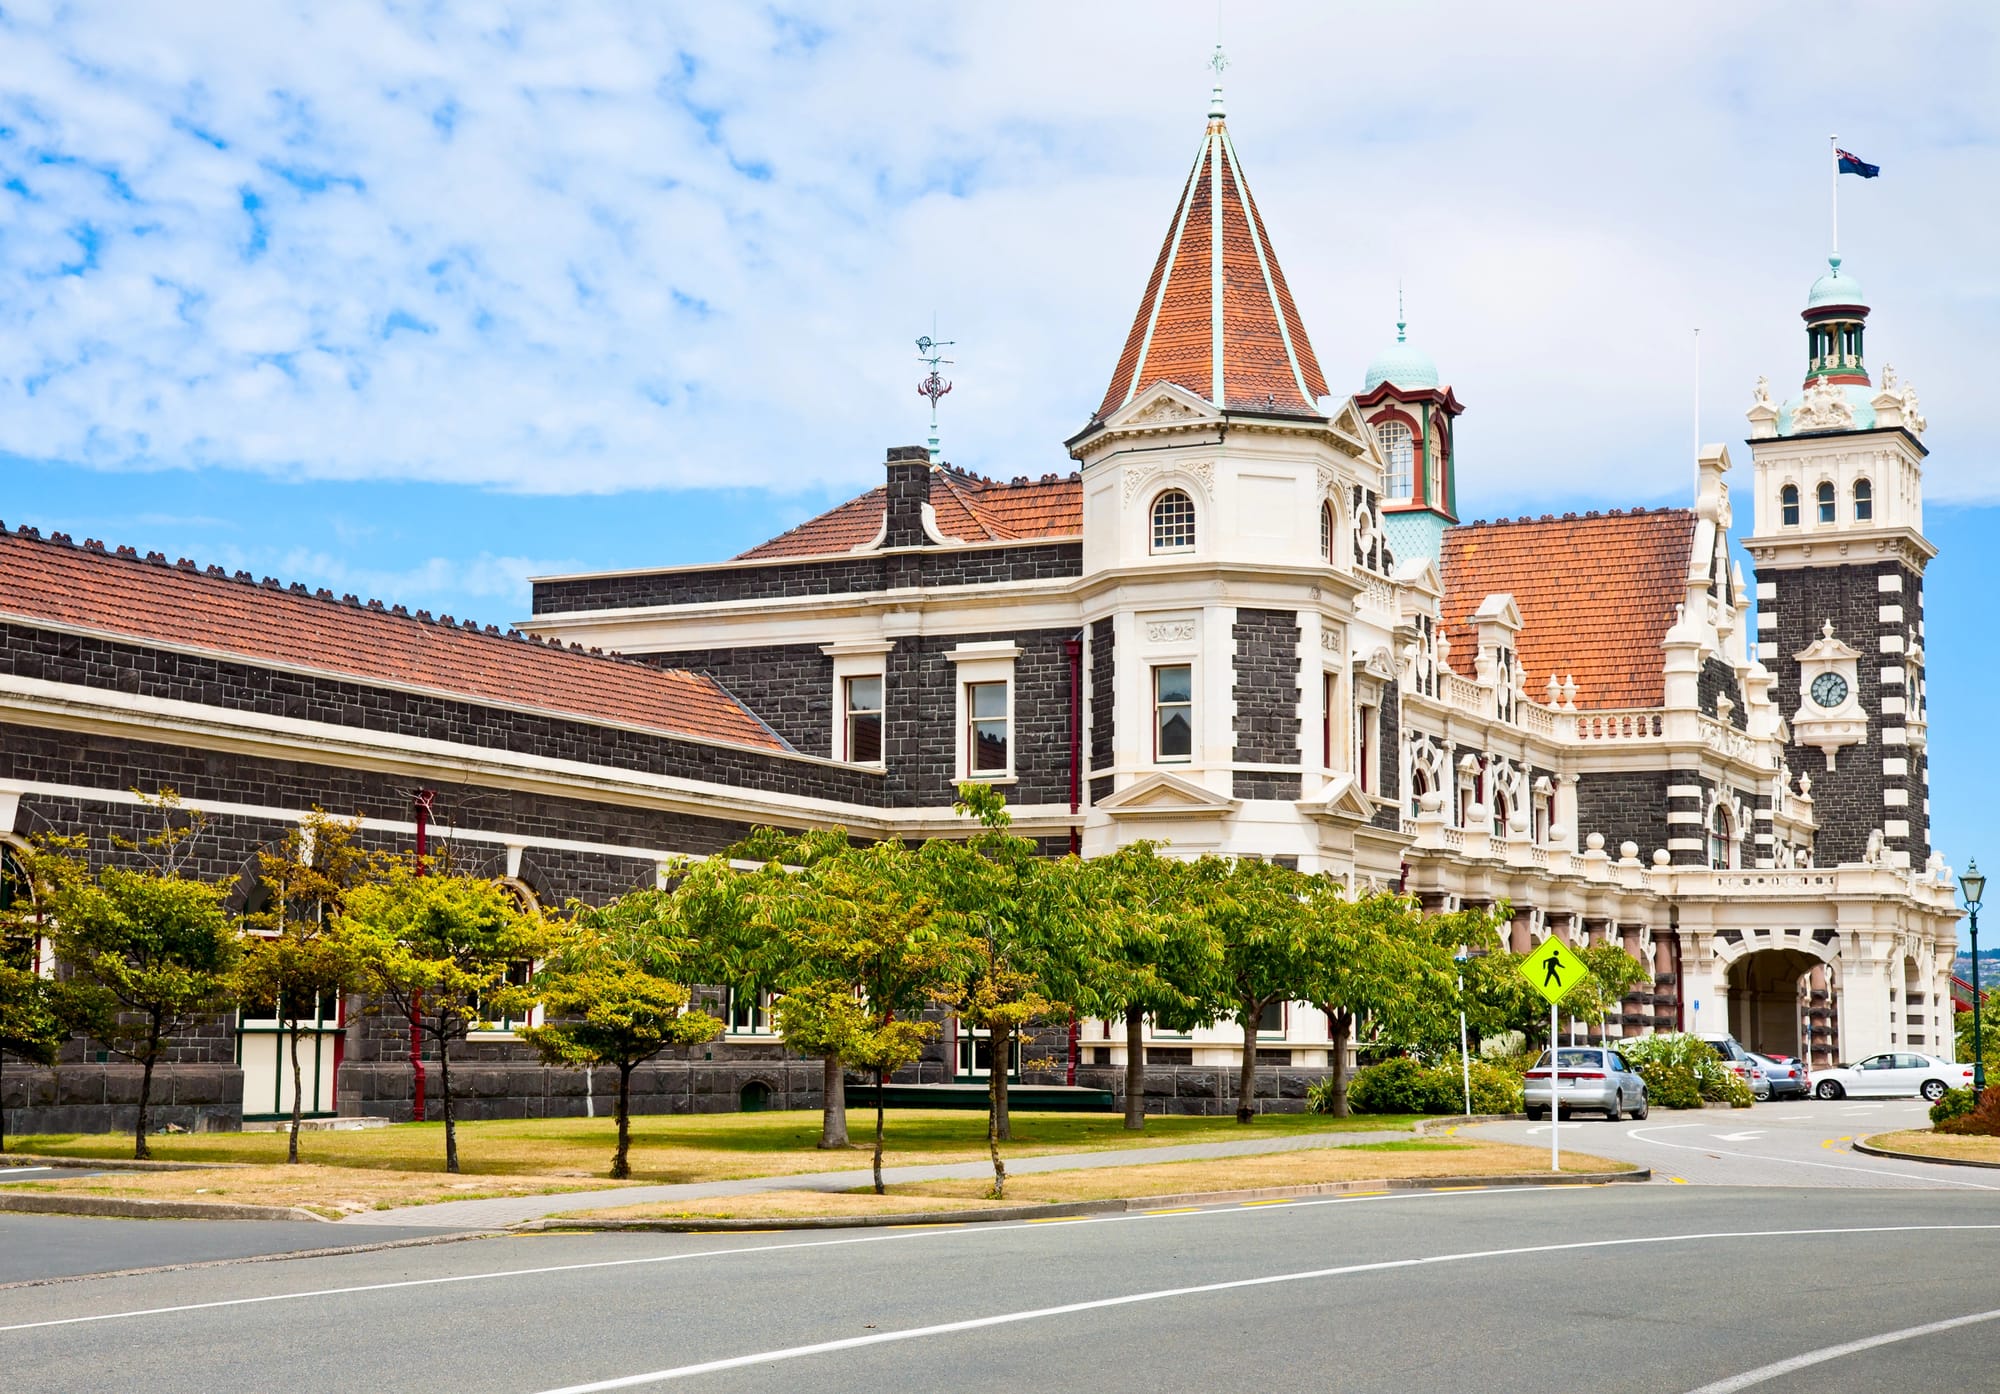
[883,445,933,548]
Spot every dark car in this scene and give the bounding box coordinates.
[1748,1052,1809,1100]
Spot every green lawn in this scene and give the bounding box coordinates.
[11,1108,1419,1184]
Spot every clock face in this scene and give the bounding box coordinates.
[1810,672,1850,708]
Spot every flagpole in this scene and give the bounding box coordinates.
[1830,133,1839,255]
[1693,327,1701,457]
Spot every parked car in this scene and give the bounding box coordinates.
[1810,1052,1973,1101]
[1697,1032,1771,1100]
[1524,1046,1649,1121]
[1748,1052,1809,1100]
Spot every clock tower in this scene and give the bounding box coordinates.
[1744,254,1933,868]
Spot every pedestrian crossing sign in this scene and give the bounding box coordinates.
[1520,936,1591,1006]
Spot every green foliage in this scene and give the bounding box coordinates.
[1630,1060,1704,1110]
[1708,1069,1756,1107]
[1930,1086,1979,1128]
[1333,1055,1523,1116]
[1563,944,1653,1029]
[1955,990,2000,1073]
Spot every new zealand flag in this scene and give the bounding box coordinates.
[1836,148,1881,178]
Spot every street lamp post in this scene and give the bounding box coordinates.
[1962,859,1986,1099]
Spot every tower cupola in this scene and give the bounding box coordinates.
[1355,302,1461,568]
[1802,254,1870,388]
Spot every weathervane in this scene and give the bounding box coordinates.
[916,328,955,464]
[1208,42,1228,121]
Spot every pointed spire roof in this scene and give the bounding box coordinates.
[1096,98,1329,420]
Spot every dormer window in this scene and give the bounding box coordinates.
[1853,478,1873,521]
[1781,484,1800,526]
[1816,481,1836,524]
[1150,490,1196,553]
[1377,421,1414,498]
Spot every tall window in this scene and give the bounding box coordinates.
[1322,673,1338,767]
[1409,768,1430,821]
[1853,478,1873,521]
[1816,481,1836,524]
[1377,421,1414,498]
[965,681,1009,775]
[1710,805,1735,869]
[1150,490,1196,552]
[1153,665,1193,762]
[1780,484,1800,526]
[726,988,777,1036]
[843,675,883,763]
[1492,793,1509,839]
[1357,701,1379,793]
[1319,501,1335,562]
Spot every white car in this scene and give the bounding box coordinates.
[1811,1052,1973,1101]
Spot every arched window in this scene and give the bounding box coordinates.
[1150,489,1196,553]
[1815,481,1836,524]
[1709,805,1735,869]
[1319,501,1335,562]
[1376,420,1414,498]
[1780,484,1800,526]
[1409,768,1429,821]
[1492,793,1509,839]
[1853,478,1873,522]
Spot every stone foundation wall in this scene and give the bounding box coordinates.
[2,1062,243,1138]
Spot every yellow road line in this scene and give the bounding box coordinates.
[1670,1176,1688,1184]
[1142,1206,1202,1215]
[1025,1216,1084,1224]
[1239,1198,1295,1207]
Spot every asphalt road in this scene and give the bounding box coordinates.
[4,1186,1998,1393]
[0,1213,452,1285]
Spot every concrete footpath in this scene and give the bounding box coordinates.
[339,1124,1430,1230]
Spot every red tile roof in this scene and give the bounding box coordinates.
[1096,118,1329,420]
[0,526,791,752]
[736,468,1081,561]
[1440,509,1695,710]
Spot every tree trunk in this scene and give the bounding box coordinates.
[871,1064,886,1196]
[818,1055,849,1149]
[134,1019,161,1160]
[987,1052,1007,1199]
[286,1013,304,1164]
[436,1027,459,1174]
[612,1062,633,1180]
[1123,1005,1146,1131]
[992,1022,1012,1142]
[1327,1009,1353,1118]
[1236,998,1260,1124]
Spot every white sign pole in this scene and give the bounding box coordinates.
[1550,998,1560,1173]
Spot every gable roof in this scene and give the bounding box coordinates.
[736,468,1082,561]
[1439,508,1695,710]
[1095,115,1329,420]
[0,525,791,752]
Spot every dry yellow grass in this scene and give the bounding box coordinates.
[562,1140,1631,1223]
[7,1165,621,1220]
[1866,1130,2000,1164]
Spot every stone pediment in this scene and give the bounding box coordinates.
[1095,771,1238,819]
[1793,618,1861,665]
[1297,774,1379,824]
[1325,400,1373,458]
[1392,556,1443,600]
[1103,382,1219,432]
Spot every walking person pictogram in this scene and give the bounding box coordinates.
[1542,948,1564,988]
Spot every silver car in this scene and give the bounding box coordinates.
[1524,1046,1649,1122]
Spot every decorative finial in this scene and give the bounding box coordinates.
[916,328,955,465]
[1822,618,1835,641]
[1396,282,1407,343]
[1208,44,1228,121]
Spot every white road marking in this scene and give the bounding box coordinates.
[1773,1115,1811,1121]
[0,1186,1529,1334]
[1623,1123,2000,1189]
[0,1167,53,1175]
[1713,1132,1765,1142]
[1680,1304,2000,1393]
[524,1224,2000,1393]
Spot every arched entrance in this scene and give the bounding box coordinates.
[1726,948,1822,1058]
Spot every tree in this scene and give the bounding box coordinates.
[44,851,239,1158]
[1074,844,1222,1130]
[233,811,370,1163]
[336,860,552,1173]
[1564,942,1654,1044]
[520,898,722,1179]
[1304,886,1475,1117]
[1956,987,2000,1070]
[928,784,1098,1197]
[1191,855,1321,1123]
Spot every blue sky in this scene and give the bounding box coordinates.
[2,3,1996,929]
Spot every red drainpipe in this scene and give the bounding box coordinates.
[1066,1016,1079,1086]
[410,789,435,1122]
[1064,635,1083,856]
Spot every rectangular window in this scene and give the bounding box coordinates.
[966,680,1010,775]
[1257,1000,1285,1034]
[471,961,539,1033]
[726,988,777,1036]
[1322,673,1338,767]
[1154,665,1193,761]
[1357,702,1378,793]
[843,675,883,763]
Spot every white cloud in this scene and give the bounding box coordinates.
[1,1,1996,510]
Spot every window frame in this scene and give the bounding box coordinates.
[1377,419,1415,498]
[965,679,1011,778]
[1149,489,1197,554]
[1853,478,1873,522]
[1319,500,1335,563]
[1709,804,1736,870]
[1780,483,1800,527]
[1153,663,1194,764]
[1815,481,1836,524]
[724,987,779,1038]
[842,674,884,765]
[945,642,1021,783]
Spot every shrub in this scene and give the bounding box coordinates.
[1705,1070,1756,1108]
[1631,1060,1703,1110]
[1617,1033,1747,1103]
[1334,1056,1522,1116]
[1937,1089,2000,1137]
[1930,1087,1978,1128]
[1345,1058,1439,1114]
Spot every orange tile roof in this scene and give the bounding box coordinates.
[1440,509,1695,710]
[1096,119,1328,420]
[736,469,1082,561]
[0,526,791,752]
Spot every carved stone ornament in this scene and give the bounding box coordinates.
[1131,394,1201,425]
[1145,619,1196,644]
[1320,627,1342,654]
[1789,376,1856,433]
[1124,459,1216,502]
[1753,375,1773,407]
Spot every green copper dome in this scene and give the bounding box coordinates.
[1363,321,1440,392]
[1807,254,1866,310]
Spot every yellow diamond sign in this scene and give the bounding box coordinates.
[1520,936,1591,1006]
